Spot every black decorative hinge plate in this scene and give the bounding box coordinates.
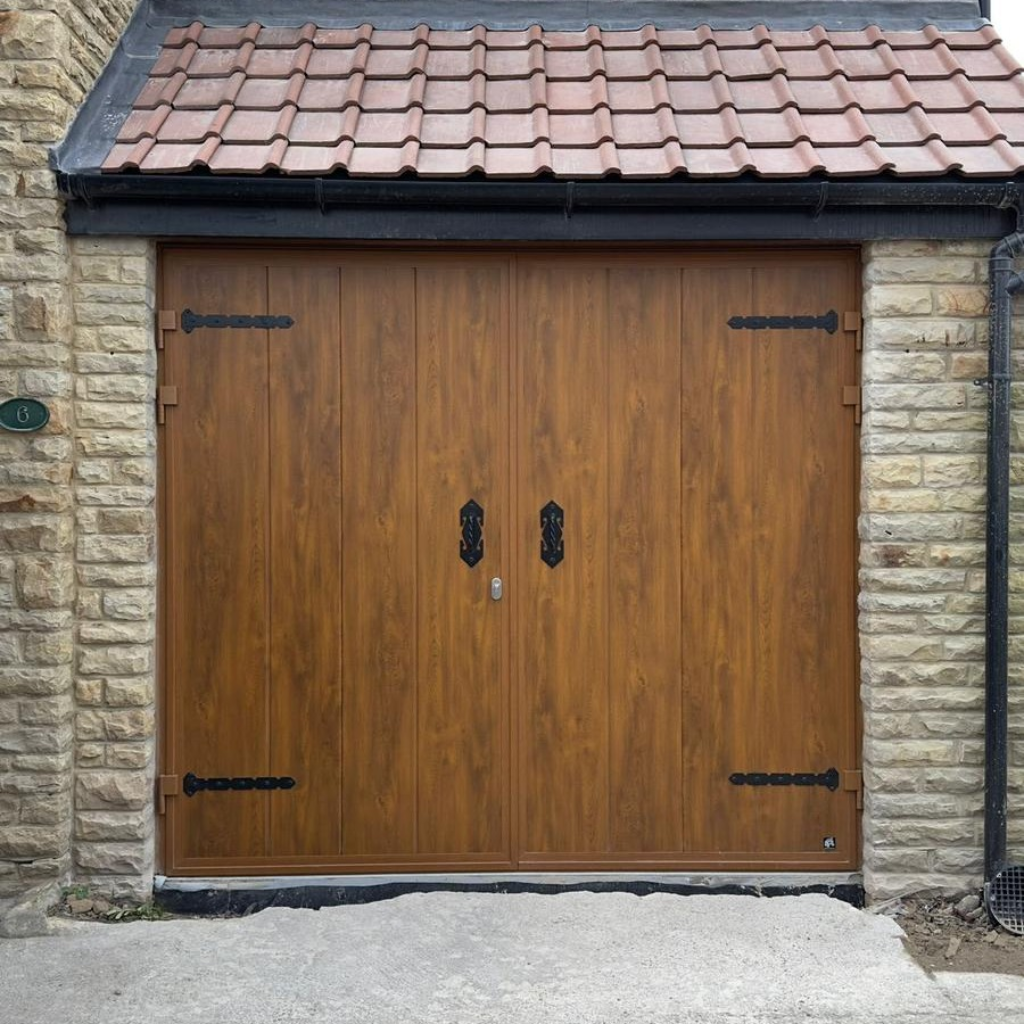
[728,310,839,335]
[460,499,484,567]
[540,500,564,568]
[729,768,840,791]
[181,309,295,334]
[183,772,297,797]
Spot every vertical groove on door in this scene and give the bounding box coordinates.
[337,266,345,858]
[605,270,612,855]
[509,255,520,869]
[413,267,419,857]
[263,266,272,858]
[678,267,687,851]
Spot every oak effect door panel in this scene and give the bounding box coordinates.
[162,254,510,873]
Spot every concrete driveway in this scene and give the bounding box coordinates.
[2,892,1023,1024]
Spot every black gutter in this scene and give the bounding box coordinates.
[57,173,1024,211]
[985,228,1024,886]
[980,0,991,20]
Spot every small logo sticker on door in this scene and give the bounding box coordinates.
[823,836,837,851]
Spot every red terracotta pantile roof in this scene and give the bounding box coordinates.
[101,21,1024,179]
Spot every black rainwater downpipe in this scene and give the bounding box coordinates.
[985,216,1024,933]
[986,230,1024,874]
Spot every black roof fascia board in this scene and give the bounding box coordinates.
[61,199,1014,243]
[52,0,988,179]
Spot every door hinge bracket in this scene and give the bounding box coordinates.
[157,385,178,425]
[157,774,179,815]
[842,769,864,810]
[842,385,862,425]
[844,311,863,351]
[157,310,177,350]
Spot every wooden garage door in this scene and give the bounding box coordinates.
[159,249,859,875]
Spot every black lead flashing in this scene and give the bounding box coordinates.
[137,0,990,34]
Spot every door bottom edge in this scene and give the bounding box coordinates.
[153,870,865,915]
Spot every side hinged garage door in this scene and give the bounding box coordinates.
[158,248,861,876]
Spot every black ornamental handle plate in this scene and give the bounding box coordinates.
[460,499,484,567]
[540,500,564,568]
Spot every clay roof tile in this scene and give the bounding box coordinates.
[100,21,1024,181]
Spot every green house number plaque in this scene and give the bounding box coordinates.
[0,398,49,433]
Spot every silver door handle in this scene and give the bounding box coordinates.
[491,577,503,601]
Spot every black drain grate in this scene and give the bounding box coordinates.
[989,865,1024,936]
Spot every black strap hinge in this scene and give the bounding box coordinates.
[181,309,295,334]
[183,772,297,797]
[727,310,839,335]
[729,767,840,791]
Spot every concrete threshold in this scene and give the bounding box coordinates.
[154,871,865,915]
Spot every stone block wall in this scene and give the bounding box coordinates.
[70,236,156,898]
[0,0,136,911]
[860,239,1024,899]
